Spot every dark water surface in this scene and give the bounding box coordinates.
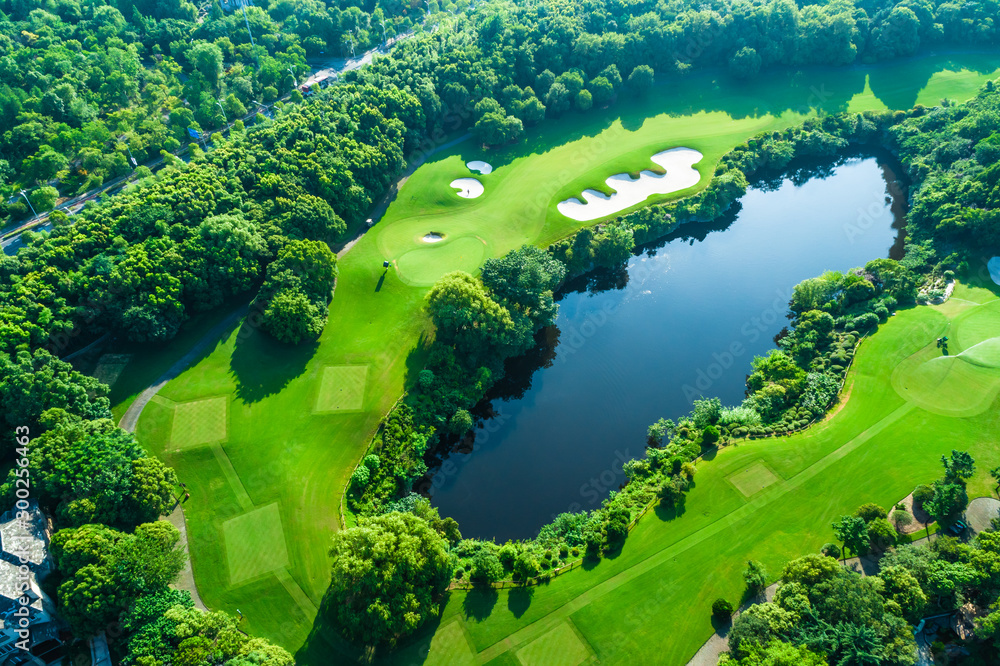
[427,153,907,542]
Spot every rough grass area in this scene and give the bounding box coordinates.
[171,397,228,450]
[124,53,1000,659]
[223,503,290,585]
[92,353,131,388]
[314,365,369,413]
[728,461,780,497]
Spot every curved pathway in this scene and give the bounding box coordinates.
[118,305,248,433]
[118,304,248,610]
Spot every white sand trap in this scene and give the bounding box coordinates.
[988,257,1000,286]
[557,148,703,222]
[423,232,445,243]
[467,160,493,175]
[451,178,484,199]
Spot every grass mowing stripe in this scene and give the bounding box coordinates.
[211,443,253,511]
[477,402,916,661]
[275,568,318,615]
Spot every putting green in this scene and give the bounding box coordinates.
[314,365,369,413]
[223,503,290,585]
[121,52,1000,659]
[892,298,1000,417]
[728,460,781,497]
[171,397,228,450]
[394,235,488,286]
[516,623,593,666]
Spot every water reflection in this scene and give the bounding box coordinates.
[426,151,908,541]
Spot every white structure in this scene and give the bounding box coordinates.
[557,148,703,222]
[450,178,484,199]
[466,160,493,175]
[0,504,62,664]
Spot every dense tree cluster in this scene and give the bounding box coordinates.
[1,80,408,354]
[256,239,337,344]
[326,511,453,646]
[1,409,176,528]
[121,589,294,665]
[0,0,415,206]
[724,452,1000,665]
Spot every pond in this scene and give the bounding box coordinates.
[424,151,908,542]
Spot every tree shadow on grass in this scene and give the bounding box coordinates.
[462,584,498,622]
[653,498,687,523]
[297,588,455,665]
[507,585,534,619]
[229,319,318,403]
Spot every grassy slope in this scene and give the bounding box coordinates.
[119,52,1000,657]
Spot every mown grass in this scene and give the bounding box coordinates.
[386,281,1000,665]
[119,52,1000,658]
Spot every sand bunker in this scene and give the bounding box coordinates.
[467,160,493,175]
[423,232,445,243]
[451,178,484,199]
[557,148,703,222]
[989,257,1000,286]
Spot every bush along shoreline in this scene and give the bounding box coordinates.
[341,90,999,590]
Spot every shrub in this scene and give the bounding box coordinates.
[854,503,887,522]
[350,465,370,488]
[702,425,720,445]
[853,312,879,331]
[821,543,841,559]
[913,484,934,508]
[712,598,735,620]
[449,408,473,435]
[891,509,913,531]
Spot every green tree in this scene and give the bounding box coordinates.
[327,512,453,645]
[589,76,614,106]
[471,549,503,583]
[832,515,870,560]
[627,65,654,96]
[262,289,325,344]
[426,272,515,359]
[58,563,122,637]
[854,503,887,522]
[941,450,975,483]
[744,560,768,594]
[729,47,762,80]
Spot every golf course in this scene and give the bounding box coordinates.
[107,52,1000,662]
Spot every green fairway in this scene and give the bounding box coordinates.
[171,397,229,450]
[380,281,1000,666]
[125,51,1000,658]
[315,365,370,413]
[727,460,781,497]
[223,503,291,585]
